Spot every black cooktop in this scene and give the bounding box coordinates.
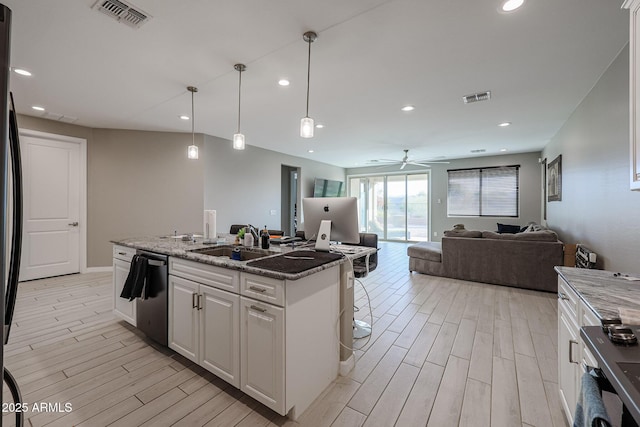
[582,326,640,425]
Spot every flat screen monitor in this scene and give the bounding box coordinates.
[302,197,360,247]
[313,178,344,197]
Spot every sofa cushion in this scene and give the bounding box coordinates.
[443,230,482,238]
[482,230,558,241]
[407,242,442,262]
[497,223,521,234]
[514,230,558,241]
[482,231,516,239]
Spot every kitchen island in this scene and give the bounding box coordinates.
[112,236,375,419]
[556,266,640,425]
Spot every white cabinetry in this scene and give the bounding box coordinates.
[240,295,285,412]
[239,268,340,418]
[169,259,240,388]
[113,245,136,326]
[557,276,600,426]
[623,0,640,190]
[168,256,340,418]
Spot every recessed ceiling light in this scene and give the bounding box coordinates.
[308,149,314,153]
[31,106,45,111]
[498,122,511,127]
[315,123,324,129]
[401,105,415,112]
[179,115,190,120]
[500,148,508,152]
[278,79,290,86]
[501,0,524,12]
[13,68,32,76]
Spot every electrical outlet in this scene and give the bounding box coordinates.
[433,231,438,237]
[346,271,354,289]
[270,209,277,216]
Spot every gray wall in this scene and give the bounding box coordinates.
[16,115,344,266]
[17,116,206,267]
[542,45,640,272]
[203,134,345,234]
[346,151,542,241]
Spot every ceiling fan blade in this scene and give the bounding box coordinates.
[406,162,432,168]
[400,162,407,170]
[412,159,450,164]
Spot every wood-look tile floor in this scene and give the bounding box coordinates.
[2,242,565,427]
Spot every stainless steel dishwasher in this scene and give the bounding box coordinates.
[136,249,168,346]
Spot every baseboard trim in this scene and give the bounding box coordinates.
[339,353,355,376]
[84,266,112,273]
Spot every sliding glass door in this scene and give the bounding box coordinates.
[348,172,429,241]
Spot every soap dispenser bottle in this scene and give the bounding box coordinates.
[243,227,254,247]
[261,226,270,249]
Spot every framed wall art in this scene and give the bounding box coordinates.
[547,155,562,202]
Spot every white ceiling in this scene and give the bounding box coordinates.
[3,0,629,168]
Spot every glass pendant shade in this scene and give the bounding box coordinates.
[187,144,199,159]
[187,86,198,160]
[233,64,247,150]
[233,133,245,150]
[300,116,314,138]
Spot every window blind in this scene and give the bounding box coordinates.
[447,166,519,217]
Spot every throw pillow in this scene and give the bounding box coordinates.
[497,223,521,234]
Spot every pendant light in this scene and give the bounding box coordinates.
[300,31,317,138]
[233,64,246,150]
[187,86,199,159]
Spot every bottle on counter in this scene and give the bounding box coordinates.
[261,225,270,249]
[243,227,254,247]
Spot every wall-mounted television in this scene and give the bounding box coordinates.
[313,178,345,197]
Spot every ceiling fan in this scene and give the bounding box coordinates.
[369,149,450,169]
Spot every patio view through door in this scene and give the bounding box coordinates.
[348,173,429,241]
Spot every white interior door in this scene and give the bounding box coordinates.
[19,132,81,281]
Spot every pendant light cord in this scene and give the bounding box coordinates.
[237,68,242,133]
[305,37,311,117]
[191,89,195,145]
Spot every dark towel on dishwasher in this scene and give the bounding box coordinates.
[120,254,149,301]
[574,372,611,427]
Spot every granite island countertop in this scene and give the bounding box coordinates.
[112,235,376,281]
[555,266,640,322]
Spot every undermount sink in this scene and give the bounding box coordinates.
[190,246,277,261]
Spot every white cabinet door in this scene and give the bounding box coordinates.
[240,296,285,414]
[169,275,199,363]
[558,304,579,426]
[200,286,240,388]
[113,258,136,326]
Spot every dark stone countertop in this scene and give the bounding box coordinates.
[112,235,376,281]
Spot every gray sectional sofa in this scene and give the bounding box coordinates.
[407,230,564,293]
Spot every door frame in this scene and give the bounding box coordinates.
[347,170,432,242]
[18,128,89,274]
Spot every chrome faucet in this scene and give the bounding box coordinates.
[246,224,260,246]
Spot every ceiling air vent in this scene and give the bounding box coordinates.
[463,91,491,104]
[470,149,486,153]
[92,0,150,29]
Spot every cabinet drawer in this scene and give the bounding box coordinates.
[170,258,239,293]
[558,278,579,320]
[113,245,136,263]
[240,273,284,306]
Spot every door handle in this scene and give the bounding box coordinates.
[192,293,197,309]
[250,305,267,313]
[68,221,79,227]
[198,294,203,310]
[558,292,569,301]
